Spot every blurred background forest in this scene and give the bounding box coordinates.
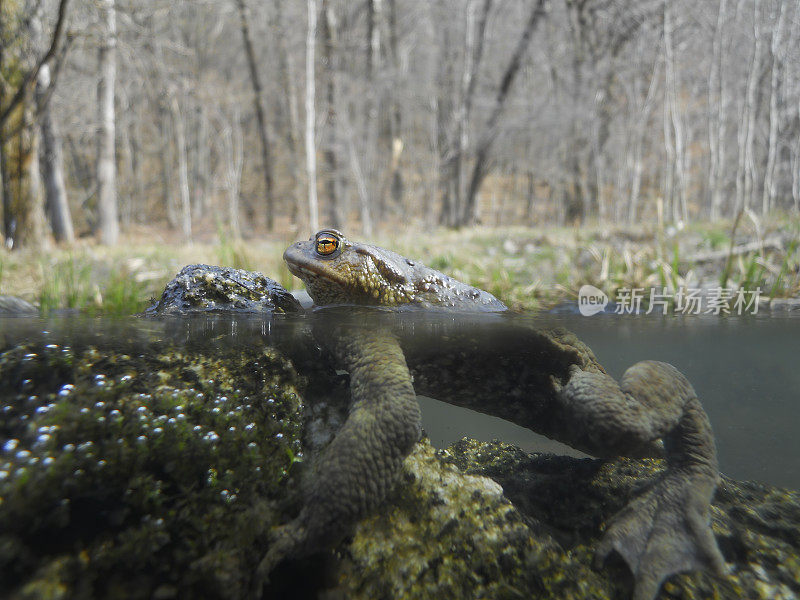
[1,0,800,311]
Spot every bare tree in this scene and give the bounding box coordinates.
[37,62,74,244]
[219,110,244,240]
[448,0,491,227]
[306,0,319,231]
[96,0,118,245]
[735,0,762,214]
[235,0,275,230]
[321,0,342,228]
[461,0,548,226]
[4,0,797,242]
[273,0,304,225]
[170,93,192,241]
[762,0,787,214]
[0,0,71,249]
[707,0,727,220]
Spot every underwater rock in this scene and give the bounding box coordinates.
[437,438,800,600]
[0,339,305,599]
[329,439,614,599]
[3,331,798,599]
[146,264,302,315]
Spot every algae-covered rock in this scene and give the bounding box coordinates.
[146,264,302,315]
[443,439,800,600]
[0,337,305,599]
[330,439,613,599]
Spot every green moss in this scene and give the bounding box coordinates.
[444,439,800,600]
[336,440,614,600]
[0,338,305,599]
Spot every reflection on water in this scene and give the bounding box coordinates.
[1,310,798,488]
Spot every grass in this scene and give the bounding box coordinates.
[1,217,799,315]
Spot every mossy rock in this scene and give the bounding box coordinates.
[0,338,305,599]
[329,439,611,599]
[441,439,800,600]
[146,264,302,315]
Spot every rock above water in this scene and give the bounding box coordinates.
[146,264,302,315]
[0,296,37,315]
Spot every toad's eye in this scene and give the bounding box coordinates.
[315,233,339,256]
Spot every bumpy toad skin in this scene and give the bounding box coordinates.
[260,230,725,600]
[283,229,506,310]
[258,325,421,580]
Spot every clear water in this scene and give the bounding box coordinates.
[421,312,800,489]
[2,311,798,489]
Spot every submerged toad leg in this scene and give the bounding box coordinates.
[557,361,726,600]
[257,328,421,583]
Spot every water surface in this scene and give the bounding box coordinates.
[2,310,798,489]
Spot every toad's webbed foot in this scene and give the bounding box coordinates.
[595,458,726,600]
[558,361,726,600]
[256,327,421,589]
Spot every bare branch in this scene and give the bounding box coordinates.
[0,0,71,128]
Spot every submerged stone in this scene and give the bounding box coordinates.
[331,439,611,599]
[437,439,800,600]
[0,337,305,599]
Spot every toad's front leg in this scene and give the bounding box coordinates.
[558,361,726,600]
[256,328,421,589]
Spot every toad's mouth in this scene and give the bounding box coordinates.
[284,256,349,289]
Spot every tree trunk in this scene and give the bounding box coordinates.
[385,0,404,211]
[762,0,786,215]
[525,171,535,222]
[235,0,275,230]
[192,106,209,219]
[0,0,51,250]
[1,97,48,250]
[170,95,192,241]
[158,104,178,230]
[36,63,74,244]
[321,0,341,228]
[628,56,659,224]
[96,0,118,245]
[363,0,381,225]
[434,2,456,226]
[707,0,726,220]
[305,0,319,232]
[663,0,687,223]
[221,112,244,240]
[735,0,761,214]
[461,0,547,226]
[792,133,800,212]
[274,0,304,225]
[453,0,492,225]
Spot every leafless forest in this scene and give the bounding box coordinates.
[2,0,800,250]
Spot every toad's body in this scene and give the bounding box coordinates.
[261,230,726,600]
[283,230,505,310]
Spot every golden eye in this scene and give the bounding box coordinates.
[315,233,339,256]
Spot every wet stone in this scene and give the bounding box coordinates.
[146,264,302,315]
[0,339,304,599]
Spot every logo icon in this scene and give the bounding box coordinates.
[578,285,608,316]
